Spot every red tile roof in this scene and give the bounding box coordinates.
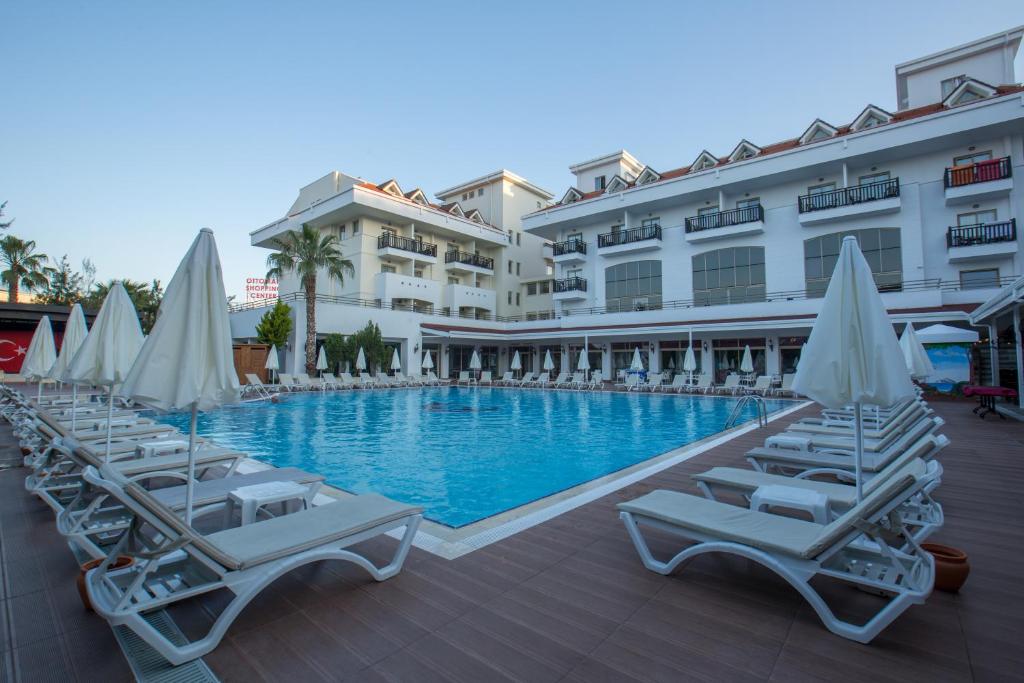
[537,85,1024,213]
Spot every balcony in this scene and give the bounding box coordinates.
[374,271,441,307]
[946,219,1018,263]
[685,205,765,243]
[944,157,1013,205]
[377,233,438,263]
[797,178,901,226]
[444,250,494,275]
[444,283,496,312]
[552,239,587,264]
[597,224,662,256]
[552,276,587,301]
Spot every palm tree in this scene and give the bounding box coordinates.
[266,224,354,374]
[0,235,52,302]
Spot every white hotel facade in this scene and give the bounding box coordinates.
[231,27,1024,393]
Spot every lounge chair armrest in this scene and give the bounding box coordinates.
[126,470,190,484]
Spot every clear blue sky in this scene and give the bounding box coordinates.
[3,1,1021,298]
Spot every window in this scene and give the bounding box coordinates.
[508,259,513,274]
[641,217,660,228]
[953,151,992,167]
[861,115,884,129]
[381,226,396,237]
[508,230,513,244]
[804,228,902,297]
[339,225,347,238]
[736,197,760,209]
[698,206,718,216]
[448,276,460,285]
[414,268,423,278]
[808,182,836,195]
[507,291,512,305]
[478,188,484,197]
[516,292,521,306]
[960,269,999,289]
[605,260,663,312]
[594,175,606,191]
[352,220,359,234]
[941,75,966,99]
[516,233,521,246]
[859,171,890,186]
[381,264,397,274]
[957,209,998,226]
[539,280,550,294]
[516,262,521,276]
[807,128,831,142]
[462,193,468,201]
[692,247,765,306]
[527,282,537,295]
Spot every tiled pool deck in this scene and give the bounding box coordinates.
[0,399,1021,681]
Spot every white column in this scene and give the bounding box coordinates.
[766,335,780,375]
[602,342,612,378]
[440,342,450,378]
[842,162,848,188]
[649,340,660,373]
[700,341,713,379]
[560,343,569,375]
[1015,307,1023,408]
[290,306,306,374]
[718,190,725,211]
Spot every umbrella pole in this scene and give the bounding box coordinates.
[71,384,78,432]
[854,402,864,503]
[104,387,114,462]
[185,402,198,527]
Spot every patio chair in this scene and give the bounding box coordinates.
[529,372,549,387]
[550,372,570,388]
[774,373,797,397]
[455,371,475,386]
[642,372,664,392]
[81,464,422,665]
[426,371,450,386]
[665,374,687,393]
[277,374,302,392]
[617,461,937,643]
[688,374,713,394]
[243,374,274,399]
[743,375,773,396]
[568,372,584,389]
[790,401,931,440]
[516,372,536,387]
[714,374,741,395]
[587,370,604,390]
[479,371,493,385]
[497,371,514,386]
[616,374,640,391]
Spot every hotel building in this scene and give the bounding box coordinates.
[232,26,1024,395]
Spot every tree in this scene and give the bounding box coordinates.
[265,224,354,374]
[0,235,52,302]
[255,300,293,349]
[83,279,164,333]
[322,333,349,373]
[345,322,387,373]
[38,255,84,305]
[80,258,96,294]
[0,201,12,230]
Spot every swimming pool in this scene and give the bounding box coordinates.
[158,388,790,527]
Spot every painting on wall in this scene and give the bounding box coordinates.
[921,343,972,393]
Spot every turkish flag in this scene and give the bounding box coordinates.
[0,330,64,374]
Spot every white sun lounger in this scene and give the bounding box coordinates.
[665,374,688,393]
[641,372,663,392]
[497,371,514,386]
[243,374,276,399]
[743,375,773,396]
[516,372,536,387]
[479,371,493,385]
[550,372,570,388]
[618,462,936,643]
[714,374,742,395]
[277,374,302,391]
[82,464,422,665]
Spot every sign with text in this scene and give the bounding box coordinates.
[245,277,279,302]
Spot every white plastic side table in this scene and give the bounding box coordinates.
[750,484,830,524]
[225,481,314,526]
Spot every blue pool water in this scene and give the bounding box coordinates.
[157,388,790,527]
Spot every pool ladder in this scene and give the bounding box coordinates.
[725,395,768,429]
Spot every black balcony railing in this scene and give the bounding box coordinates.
[553,276,587,293]
[597,224,662,248]
[685,205,764,233]
[553,239,587,256]
[946,219,1017,248]
[798,178,900,213]
[377,233,437,257]
[444,250,494,270]
[944,156,1012,188]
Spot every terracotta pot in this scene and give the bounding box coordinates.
[76,556,133,611]
[923,543,970,593]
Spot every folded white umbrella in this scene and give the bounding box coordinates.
[421,350,434,370]
[792,236,914,501]
[22,315,57,401]
[469,349,481,370]
[577,348,590,371]
[543,349,554,371]
[740,345,754,374]
[510,350,521,374]
[50,304,89,427]
[683,345,697,382]
[120,229,240,525]
[630,347,644,371]
[355,347,366,374]
[265,344,279,383]
[66,282,145,458]
[899,323,934,379]
[316,346,328,375]
[390,347,402,374]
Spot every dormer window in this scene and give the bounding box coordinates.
[941,75,967,99]
[850,104,893,132]
[594,175,606,191]
[605,175,629,193]
[942,78,997,107]
[691,150,718,172]
[560,187,584,204]
[635,166,662,186]
[405,188,428,206]
[728,140,762,163]
[378,179,404,197]
[799,119,838,145]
